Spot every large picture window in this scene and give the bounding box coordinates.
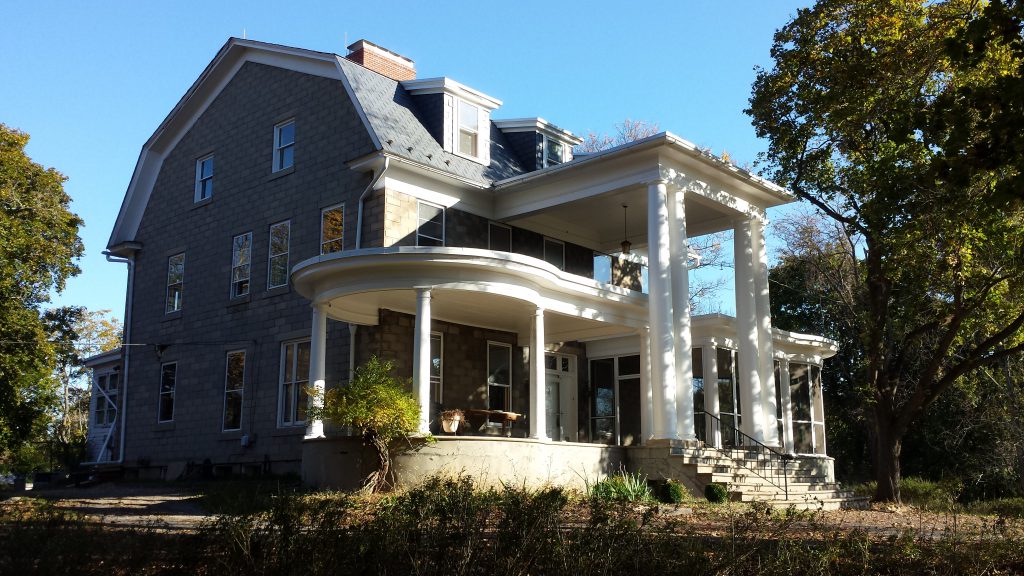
[231,232,252,297]
[280,340,310,426]
[223,351,245,431]
[158,362,176,423]
[268,220,290,289]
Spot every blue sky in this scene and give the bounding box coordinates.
[2,0,810,321]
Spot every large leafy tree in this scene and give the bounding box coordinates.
[0,124,84,466]
[748,0,1024,502]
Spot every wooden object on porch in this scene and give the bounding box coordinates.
[465,409,521,437]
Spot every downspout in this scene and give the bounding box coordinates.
[355,157,389,249]
[103,251,134,465]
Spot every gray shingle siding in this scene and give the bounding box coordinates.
[502,131,543,171]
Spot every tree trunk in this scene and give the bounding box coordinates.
[363,432,391,493]
[874,415,903,503]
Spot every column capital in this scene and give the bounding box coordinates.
[645,177,670,188]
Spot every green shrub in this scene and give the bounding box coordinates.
[589,470,654,503]
[656,478,687,504]
[705,482,729,503]
[966,497,1024,518]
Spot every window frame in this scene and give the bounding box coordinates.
[456,100,480,159]
[486,341,512,415]
[165,253,185,314]
[94,373,116,426]
[230,232,252,298]
[320,204,344,255]
[223,350,245,432]
[267,220,291,289]
[430,332,443,404]
[543,237,565,271]
[488,222,511,252]
[158,362,177,423]
[416,200,445,247]
[542,137,564,168]
[194,154,214,202]
[273,119,295,172]
[279,339,310,427]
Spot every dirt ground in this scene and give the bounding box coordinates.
[2,482,1019,539]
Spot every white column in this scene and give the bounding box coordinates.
[734,217,765,442]
[305,303,328,439]
[412,288,432,435]
[702,343,721,448]
[647,180,678,440]
[779,358,794,452]
[639,327,653,444]
[752,217,780,447]
[669,187,696,442]
[529,306,549,440]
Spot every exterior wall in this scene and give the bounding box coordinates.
[503,131,542,170]
[124,61,376,474]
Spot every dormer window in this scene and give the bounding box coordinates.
[458,101,480,158]
[544,138,564,168]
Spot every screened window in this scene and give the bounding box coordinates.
[158,363,176,423]
[223,351,245,431]
[487,342,511,412]
[268,220,290,288]
[195,154,214,201]
[321,205,344,254]
[543,238,565,270]
[458,100,479,157]
[280,340,310,426]
[488,222,511,252]
[231,232,252,297]
[273,120,295,172]
[417,201,444,246]
[165,253,184,313]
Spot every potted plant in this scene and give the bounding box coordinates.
[440,409,465,434]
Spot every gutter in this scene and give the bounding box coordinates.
[355,157,389,249]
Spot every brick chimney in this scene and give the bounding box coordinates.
[345,39,415,81]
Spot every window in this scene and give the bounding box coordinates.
[543,138,564,168]
[487,342,512,413]
[543,238,565,270]
[268,220,290,289]
[223,351,245,431]
[417,201,444,246]
[94,373,118,426]
[457,100,479,157]
[158,362,176,423]
[165,253,184,313]
[320,205,343,254]
[273,120,295,172]
[279,340,310,426]
[231,232,252,297]
[195,154,214,201]
[430,333,443,403]
[488,222,511,252]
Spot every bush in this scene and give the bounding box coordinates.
[656,478,687,504]
[705,482,729,503]
[589,470,654,503]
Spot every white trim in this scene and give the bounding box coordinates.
[194,153,214,202]
[401,77,503,109]
[157,361,177,423]
[493,117,583,145]
[320,204,345,255]
[273,119,295,172]
[222,350,246,432]
[267,220,291,289]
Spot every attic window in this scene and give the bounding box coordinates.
[458,100,479,158]
[544,138,564,168]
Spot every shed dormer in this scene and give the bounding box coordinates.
[494,118,583,171]
[402,77,502,166]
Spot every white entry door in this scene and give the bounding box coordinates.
[545,353,577,441]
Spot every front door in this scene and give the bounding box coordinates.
[545,353,576,441]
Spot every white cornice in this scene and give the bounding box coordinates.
[493,117,583,146]
[401,77,502,110]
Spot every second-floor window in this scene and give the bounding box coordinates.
[268,220,290,289]
[544,238,565,270]
[273,120,295,172]
[231,232,252,297]
[165,253,184,313]
[457,100,479,158]
[195,154,214,201]
[321,205,344,254]
[543,138,564,168]
[417,201,444,247]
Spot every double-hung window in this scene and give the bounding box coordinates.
[321,205,344,254]
[487,342,512,413]
[158,363,176,423]
[268,221,290,289]
[166,253,184,313]
[416,201,444,246]
[195,154,214,201]
[543,138,564,168]
[231,232,252,297]
[94,373,118,426]
[223,351,245,431]
[457,100,479,158]
[280,340,310,426]
[273,120,295,172]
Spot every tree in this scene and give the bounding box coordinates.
[575,118,661,154]
[0,124,84,468]
[748,0,1024,502]
[309,357,422,492]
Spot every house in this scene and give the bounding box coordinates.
[92,37,847,506]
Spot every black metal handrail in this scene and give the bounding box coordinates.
[697,411,790,499]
